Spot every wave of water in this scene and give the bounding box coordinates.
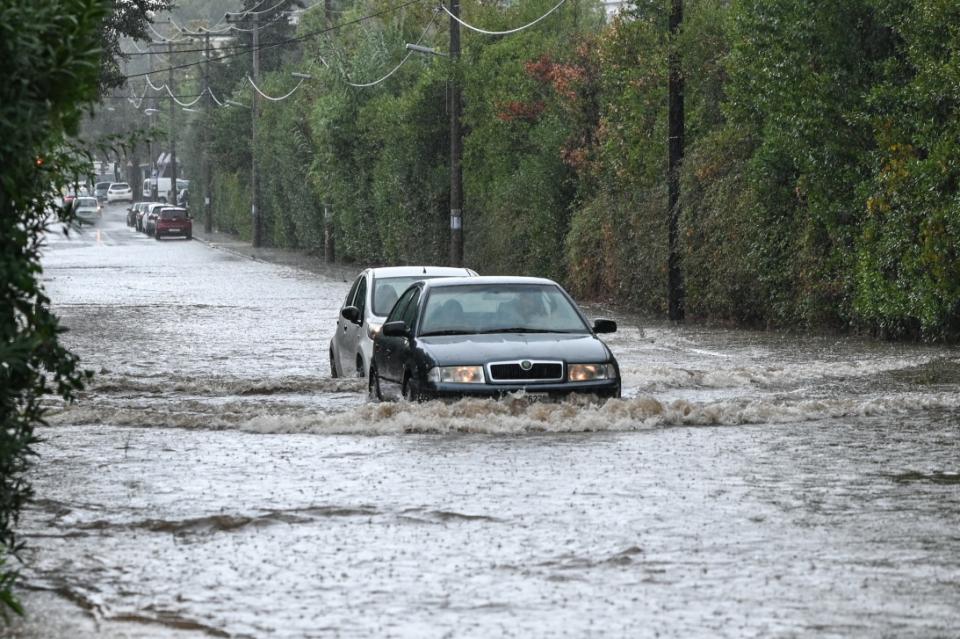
[47,391,960,435]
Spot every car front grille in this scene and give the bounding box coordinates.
[488,361,563,383]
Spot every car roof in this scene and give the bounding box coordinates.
[160,207,187,212]
[369,266,476,278]
[109,183,129,188]
[422,275,558,289]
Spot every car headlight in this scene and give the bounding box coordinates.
[367,322,382,340]
[429,365,486,384]
[568,363,617,382]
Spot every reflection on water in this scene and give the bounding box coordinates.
[16,206,960,637]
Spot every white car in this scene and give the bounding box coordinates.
[330,266,477,379]
[106,182,133,203]
[73,196,100,226]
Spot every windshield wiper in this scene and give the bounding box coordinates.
[419,329,476,337]
[478,328,578,334]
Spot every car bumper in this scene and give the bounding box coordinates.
[156,227,190,236]
[425,379,620,399]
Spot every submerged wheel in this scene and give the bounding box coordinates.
[403,373,427,403]
[368,366,383,402]
[329,348,339,378]
[355,357,364,379]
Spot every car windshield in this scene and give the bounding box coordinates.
[76,197,97,207]
[160,209,186,220]
[419,284,589,336]
[372,276,451,316]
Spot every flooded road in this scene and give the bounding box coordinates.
[12,203,960,637]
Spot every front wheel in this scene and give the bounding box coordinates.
[403,374,429,403]
[155,232,161,241]
[368,366,383,402]
[329,348,339,379]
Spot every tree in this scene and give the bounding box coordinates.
[0,0,103,617]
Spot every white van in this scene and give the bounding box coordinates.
[142,177,190,203]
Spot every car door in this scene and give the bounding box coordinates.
[336,274,364,376]
[381,286,420,383]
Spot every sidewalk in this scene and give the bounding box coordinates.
[191,226,360,283]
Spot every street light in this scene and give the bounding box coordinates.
[291,72,313,79]
[405,43,447,57]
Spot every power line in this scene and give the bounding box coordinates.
[121,0,427,80]
[333,8,439,88]
[439,0,569,36]
[246,75,305,101]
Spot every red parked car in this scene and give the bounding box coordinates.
[154,207,192,240]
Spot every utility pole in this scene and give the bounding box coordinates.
[226,8,262,247]
[167,40,179,207]
[323,0,335,263]
[449,0,463,267]
[147,45,158,200]
[667,0,684,321]
[251,11,262,247]
[203,30,212,233]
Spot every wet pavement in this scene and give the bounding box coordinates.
[6,203,960,637]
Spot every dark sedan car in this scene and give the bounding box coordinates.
[368,276,620,401]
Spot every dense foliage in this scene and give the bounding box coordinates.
[0,0,104,616]
[190,0,959,339]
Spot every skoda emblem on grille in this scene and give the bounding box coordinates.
[520,360,533,371]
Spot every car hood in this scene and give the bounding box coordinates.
[417,333,613,365]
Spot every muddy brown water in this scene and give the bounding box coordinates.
[7,204,960,637]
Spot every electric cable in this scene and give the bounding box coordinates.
[121,0,427,80]
[247,75,305,101]
[439,0,568,36]
[338,8,438,88]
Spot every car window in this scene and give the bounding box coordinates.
[111,183,129,189]
[160,209,186,220]
[344,276,362,309]
[400,289,420,328]
[76,198,97,207]
[352,276,367,316]
[387,287,418,324]
[419,284,589,335]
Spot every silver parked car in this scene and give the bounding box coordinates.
[143,202,166,236]
[330,266,477,379]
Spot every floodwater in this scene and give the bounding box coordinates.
[8,203,960,637]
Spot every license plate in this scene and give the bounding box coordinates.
[169,228,180,232]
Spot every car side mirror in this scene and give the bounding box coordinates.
[340,306,361,324]
[382,321,410,338]
[593,318,617,334]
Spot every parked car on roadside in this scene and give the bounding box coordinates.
[154,207,192,240]
[368,276,620,402]
[330,266,477,380]
[106,182,133,203]
[94,182,111,203]
[129,201,152,228]
[142,202,166,236]
[73,196,100,226]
